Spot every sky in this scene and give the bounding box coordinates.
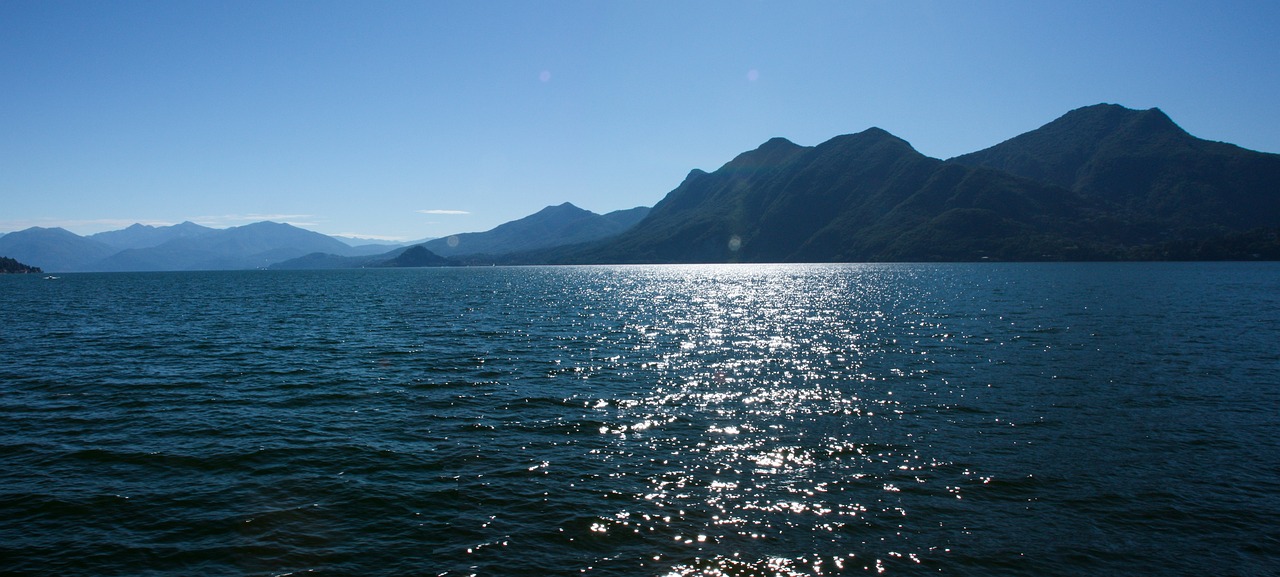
[3,1,1279,241]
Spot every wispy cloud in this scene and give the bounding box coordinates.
[416,209,470,215]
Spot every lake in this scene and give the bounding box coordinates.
[2,263,1278,576]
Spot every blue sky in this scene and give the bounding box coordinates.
[3,1,1279,240]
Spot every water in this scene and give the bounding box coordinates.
[2,263,1278,576]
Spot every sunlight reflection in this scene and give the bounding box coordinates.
[575,265,990,574]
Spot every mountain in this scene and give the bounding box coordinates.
[950,104,1280,238]
[89,221,359,271]
[89,221,214,249]
[270,244,456,269]
[331,235,421,248]
[514,104,1278,264]
[598,206,651,230]
[9,104,1278,268]
[549,129,1092,263]
[420,202,650,257]
[0,227,118,272]
[272,202,652,270]
[375,245,453,267]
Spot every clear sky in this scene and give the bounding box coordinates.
[4,1,1279,240]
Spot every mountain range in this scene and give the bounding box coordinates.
[267,202,649,269]
[0,204,652,272]
[530,103,1279,263]
[3,103,1277,271]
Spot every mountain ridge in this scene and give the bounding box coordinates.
[5,103,1278,270]
[420,202,651,258]
[89,221,215,250]
[512,104,1277,264]
[951,103,1280,234]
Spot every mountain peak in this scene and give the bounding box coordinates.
[949,102,1197,188]
[1040,103,1188,141]
[723,136,807,171]
[759,136,799,150]
[817,127,923,159]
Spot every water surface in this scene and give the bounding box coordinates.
[2,263,1278,575]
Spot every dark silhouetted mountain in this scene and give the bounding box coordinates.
[500,104,1278,264]
[951,103,1280,237]
[420,202,650,257]
[0,227,117,272]
[0,256,42,274]
[90,221,358,271]
[599,206,651,230]
[547,128,1092,263]
[89,221,214,249]
[375,245,453,267]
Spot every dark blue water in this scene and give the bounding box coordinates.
[2,264,1278,576]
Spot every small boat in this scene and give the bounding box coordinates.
[43,275,60,280]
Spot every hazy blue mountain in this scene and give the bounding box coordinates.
[421,202,650,257]
[0,227,118,272]
[89,221,214,249]
[90,221,359,271]
[950,103,1280,236]
[342,243,417,257]
[271,244,455,269]
[267,202,648,270]
[331,235,425,249]
[267,252,365,270]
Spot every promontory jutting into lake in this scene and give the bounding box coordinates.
[1,104,1278,576]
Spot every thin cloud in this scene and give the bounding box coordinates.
[417,209,470,215]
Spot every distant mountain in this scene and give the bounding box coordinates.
[267,251,374,270]
[272,202,650,269]
[331,235,422,248]
[0,227,118,272]
[420,202,650,257]
[950,103,1280,238]
[89,221,359,271]
[271,244,455,269]
[89,221,214,249]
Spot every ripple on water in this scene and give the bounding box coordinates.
[2,264,1278,576]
